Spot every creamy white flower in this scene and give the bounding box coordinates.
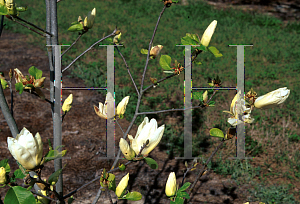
[94,93,130,119]
[254,87,290,109]
[200,20,217,47]
[7,127,43,170]
[116,96,130,116]
[224,91,254,126]
[119,138,136,160]
[115,173,129,197]
[128,117,165,155]
[165,172,176,197]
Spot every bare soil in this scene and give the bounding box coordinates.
[0,1,299,203]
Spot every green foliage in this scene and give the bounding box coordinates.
[248,184,299,204]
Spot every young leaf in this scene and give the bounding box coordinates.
[124,192,142,201]
[192,92,202,100]
[13,169,25,179]
[144,157,158,169]
[48,169,63,185]
[0,79,8,90]
[15,82,24,94]
[209,128,224,138]
[178,182,191,192]
[208,46,223,58]
[177,191,190,199]
[107,173,116,191]
[68,23,84,32]
[140,49,148,55]
[159,55,172,70]
[28,66,42,79]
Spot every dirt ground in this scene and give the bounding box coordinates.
[0,1,299,203]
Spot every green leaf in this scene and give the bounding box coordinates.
[144,157,158,169]
[208,46,223,57]
[28,66,42,79]
[44,150,66,163]
[186,33,200,43]
[159,55,172,70]
[178,182,190,192]
[68,23,83,32]
[140,48,148,55]
[0,79,8,90]
[4,186,36,204]
[173,196,184,204]
[192,92,202,100]
[0,159,8,168]
[13,169,25,179]
[124,192,142,201]
[181,34,198,46]
[107,173,116,191]
[15,82,24,94]
[48,169,63,185]
[208,101,215,106]
[209,128,224,138]
[177,191,190,199]
[0,5,8,15]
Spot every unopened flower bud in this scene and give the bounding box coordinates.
[119,138,135,160]
[115,173,129,197]
[116,96,129,116]
[34,77,46,88]
[150,45,163,59]
[200,20,217,47]
[0,167,7,184]
[254,87,290,109]
[165,172,176,197]
[62,94,73,113]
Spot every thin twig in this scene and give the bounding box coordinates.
[0,15,4,37]
[106,190,114,204]
[31,191,57,202]
[61,33,84,57]
[114,45,139,96]
[10,16,46,37]
[188,139,225,196]
[14,16,53,36]
[62,30,118,73]
[115,119,125,135]
[140,5,167,94]
[63,161,131,200]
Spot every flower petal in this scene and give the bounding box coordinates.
[142,124,165,155]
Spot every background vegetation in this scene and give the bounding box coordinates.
[4,0,300,202]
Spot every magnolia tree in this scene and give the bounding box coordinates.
[0,0,291,204]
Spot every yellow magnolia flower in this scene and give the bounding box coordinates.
[0,167,7,184]
[150,45,163,59]
[7,127,44,170]
[127,117,165,155]
[62,94,73,113]
[202,90,208,103]
[116,96,130,116]
[200,20,217,47]
[223,91,254,126]
[113,33,122,44]
[83,8,96,29]
[254,87,290,109]
[115,173,129,197]
[119,138,136,160]
[94,93,130,119]
[165,172,176,197]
